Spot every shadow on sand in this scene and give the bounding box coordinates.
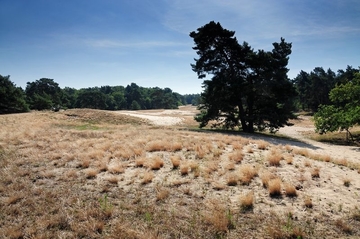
[188,128,321,150]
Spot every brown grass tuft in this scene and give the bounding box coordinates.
[239,164,258,185]
[311,167,320,178]
[170,155,181,169]
[226,173,238,186]
[135,157,146,167]
[284,183,297,197]
[268,178,282,197]
[304,196,313,208]
[84,168,98,179]
[257,140,269,150]
[240,191,254,211]
[146,156,164,170]
[267,149,283,166]
[142,171,154,184]
[155,186,170,201]
[228,150,244,163]
[260,171,276,188]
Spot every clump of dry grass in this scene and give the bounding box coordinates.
[239,164,258,185]
[142,171,154,184]
[257,140,269,150]
[293,148,310,157]
[170,155,181,169]
[334,158,348,167]
[284,183,297,197]
[226,172,239,186]
[135,157,146,167]
[145,140,166,152]
[146,156,164,170]
[107,163,125,174]
[155,186,170,201]
[267,149,283,166]
[268,178,282,197]
[304,196,313,208]
[311,167,320,178]
[228,150,244,163]
[240,191,254,211]
[84,168,98,179]
[212,182,226,190]
[203,199,233,234]
[107,175,119,184]
[179,162,189,175]
[260,171,276,188]
[335,219,352,234]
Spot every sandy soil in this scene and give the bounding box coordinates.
[118,107,359,164]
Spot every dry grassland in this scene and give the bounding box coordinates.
[0,109,360,238]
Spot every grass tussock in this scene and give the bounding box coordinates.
[268,178,282,197]
[267,149,283,166]
[284,183,297,197]
[239,164,258,185]
[142,171,154,184]
[228,150,244,163]
[240,191,254,211]
[170,155,181,169]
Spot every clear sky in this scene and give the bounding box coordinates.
[1,0,359,94]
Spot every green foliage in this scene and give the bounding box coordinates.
[0,75,29,114]
[293,66,359,112]
[314,72,360,141]
[190,21,297,133]
[25,78,63,110]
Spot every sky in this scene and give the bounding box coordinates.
[1,0,359,94]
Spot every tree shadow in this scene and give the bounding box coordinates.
[187,128,321,150]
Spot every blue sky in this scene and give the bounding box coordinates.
[1,0,359,94]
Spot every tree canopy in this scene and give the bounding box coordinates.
[314,72,360,141]
[190,21,296,133]
[0,75,29,114]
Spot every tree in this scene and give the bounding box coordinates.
[0,75,29,113]
[190,21,296,132]
[314,72,360,141]
[25,78,62,110]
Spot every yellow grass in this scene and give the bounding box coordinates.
[0,109,359,238]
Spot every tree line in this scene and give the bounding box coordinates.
[0,77,201,114]
[190,21,360,135]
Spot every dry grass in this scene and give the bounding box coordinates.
[146,156,164,170]
[239,164,258,185]
[0,109,359,238]
[170,155,181,169]
[142,171,154,184]
[228,150,244,163]
[284,183,297,197]
[311,167,320,178]
[240,191,254,211]
[226,172,239,186]
[304,196,313,208]
[268,178,282,197]
[267,149,283,166]
[256,140,269,150]
[84,168,98,179]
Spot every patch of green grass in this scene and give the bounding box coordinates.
[74,124,101,130]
